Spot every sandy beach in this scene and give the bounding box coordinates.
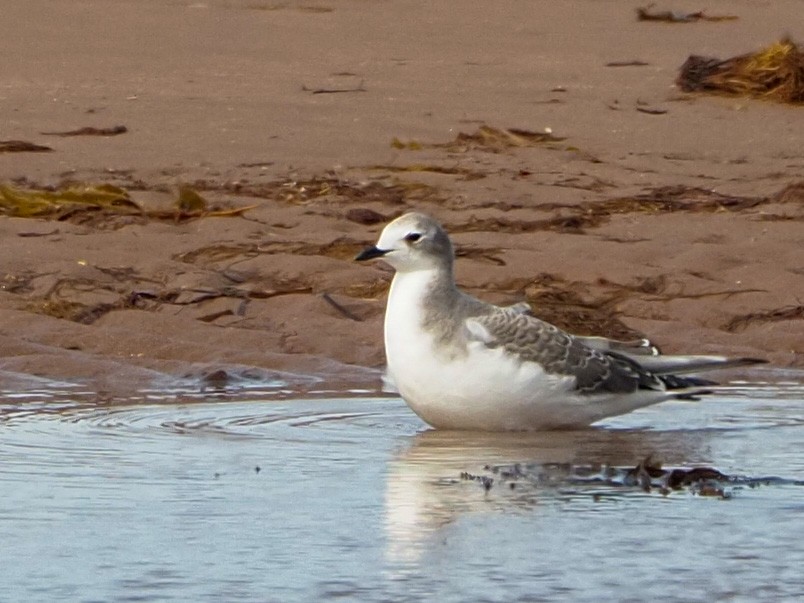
[1,0,802,395]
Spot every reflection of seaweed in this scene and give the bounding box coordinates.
[678,38,804,103]
[724,304,804,332]
[469,455,763,499]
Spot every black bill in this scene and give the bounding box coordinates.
[354,245,390,262]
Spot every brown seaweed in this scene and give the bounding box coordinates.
[391,125,565,155]
[41,125,127,137]
[677,38,804,103]
[0,140,53,153]
[606,60,650,67]
[302,81,366,94]
[723,304,804,332]
[0,183,256,226]
[637,5,738,23]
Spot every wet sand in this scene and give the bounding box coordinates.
[1,0,803,394]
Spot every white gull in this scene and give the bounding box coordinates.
[356,212,763,431]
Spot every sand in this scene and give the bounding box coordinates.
[1,0,802,395]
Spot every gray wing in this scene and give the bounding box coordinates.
[466,308,664,395]
[505,303,662,357]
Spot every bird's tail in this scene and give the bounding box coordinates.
[626,354,766,376]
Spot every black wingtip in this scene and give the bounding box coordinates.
[740,357,769,366]
[354,245,389,262]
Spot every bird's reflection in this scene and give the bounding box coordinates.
[384,426,712,565]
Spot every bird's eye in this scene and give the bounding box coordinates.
[404,232,422,243]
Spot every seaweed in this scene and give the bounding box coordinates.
[301,81,366,94]
[18,268,318,325]
[369,164,486,179]
[637,5,738,23]
[392,125,565,155]
[339,279,390,300]
[175,238,367,266]
[444,125,565,151]
[390,138,423,150]
[523,283,641,341]
[677,37,804,103]
[0,183,139,219]
[723,304,804,332]
[320,293,363,321]
[0,140,53,153]
[345,207,386,225]
[597,185,765,214]
[474,273,644,342]
[176,186,209,213]
[0,183,256,225]
[244,3,333,13]
[41,125,127,137]
[454,245,506,266]
[770,180,804,203]
[606,60,650,67]
[261,176,443,206]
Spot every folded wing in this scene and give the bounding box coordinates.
[466,308,663,395]
[464,307,762,396]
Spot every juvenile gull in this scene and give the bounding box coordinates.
[356,212,764,431]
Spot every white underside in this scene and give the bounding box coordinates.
[385,270,673,431]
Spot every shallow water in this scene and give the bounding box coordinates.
[1,373,803,602]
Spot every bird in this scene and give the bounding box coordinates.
[355,212,764,431]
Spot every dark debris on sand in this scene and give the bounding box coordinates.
[636,5,738,23]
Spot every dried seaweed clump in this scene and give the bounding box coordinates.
[391,125,565,155]
[677,37,804,103]
[0,183,255,225]
[439,125,565,153]
[0,183,139,219]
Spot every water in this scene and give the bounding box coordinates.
[1,373,803,602]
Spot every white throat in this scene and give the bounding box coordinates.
[385,268,438,336]
[384,269,447,370]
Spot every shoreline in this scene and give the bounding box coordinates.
[2,1,802,393]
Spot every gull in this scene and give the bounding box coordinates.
[355,212,763,431]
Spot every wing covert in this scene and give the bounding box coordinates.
[467,308,663,395]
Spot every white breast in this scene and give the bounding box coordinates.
[383,270,578,430]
